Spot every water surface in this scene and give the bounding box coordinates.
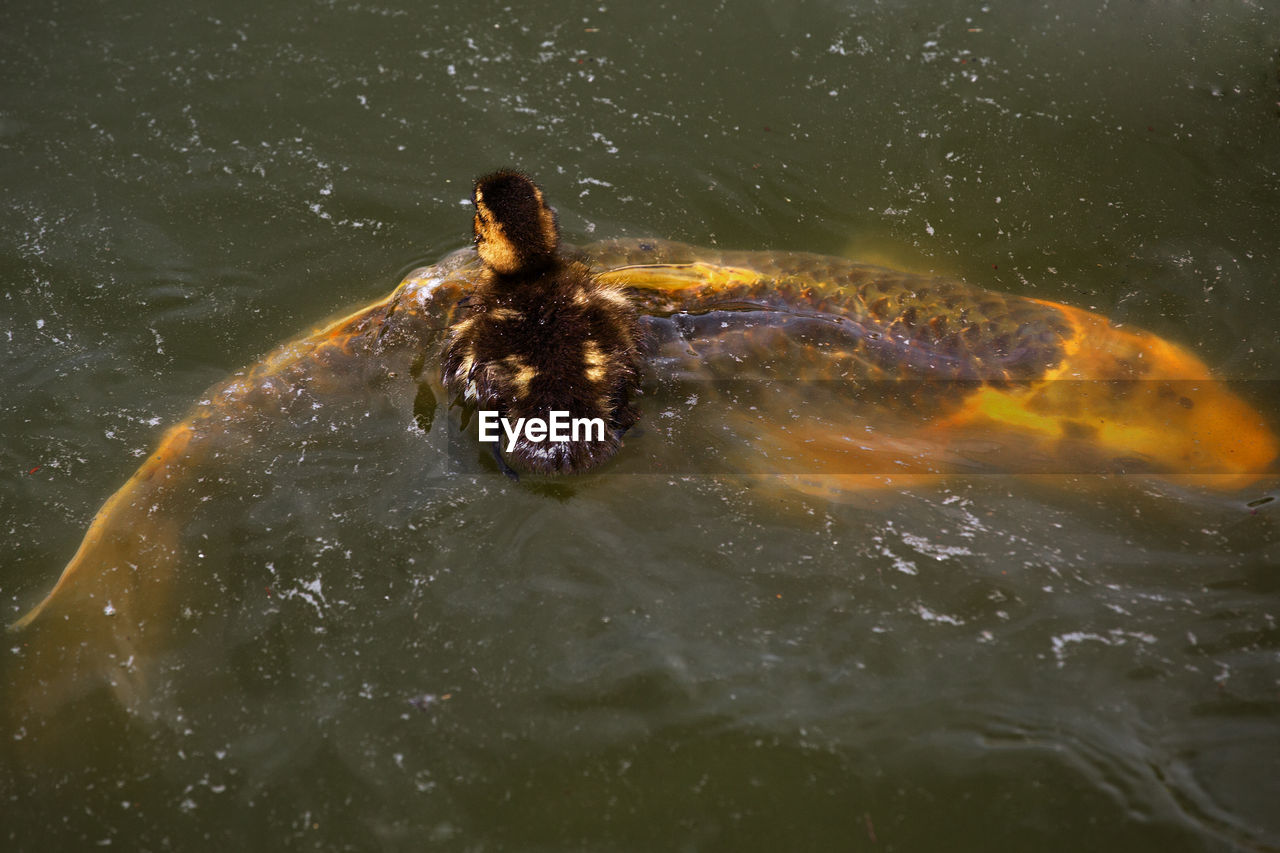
[3,0,1280,850]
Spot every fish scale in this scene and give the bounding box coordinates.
[589,239,1073,382]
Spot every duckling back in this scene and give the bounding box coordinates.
[442,171,643,475]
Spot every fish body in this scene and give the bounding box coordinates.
[8,239,1275,711]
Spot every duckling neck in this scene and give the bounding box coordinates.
[484,255,561,285]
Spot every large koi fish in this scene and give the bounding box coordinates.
[8,239,1275,711]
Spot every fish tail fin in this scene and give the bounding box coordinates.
[10,422,198,633]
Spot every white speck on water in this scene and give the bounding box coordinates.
[925,222,935,236]
[1052,631,1107,665]
[591,132,618,154]
[1051,629,1157,667]
[280,575,328,618]
[900,531,972,560]
[885,549,916,575]
[36,318,44,329]
[890,552,918,575]
[872,524,918,575]
[915,604,964,626]
[1214,661,1231,686]
[103,601,116,616]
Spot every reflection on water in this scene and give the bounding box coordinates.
[7,459,1279,849]
[3,0,1280,850]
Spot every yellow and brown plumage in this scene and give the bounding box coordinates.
[441,170,643,474]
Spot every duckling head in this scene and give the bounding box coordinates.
[472,170,560,277]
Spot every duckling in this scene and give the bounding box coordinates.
[441,170,643,475]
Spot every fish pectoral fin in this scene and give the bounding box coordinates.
[597,262,765,293]
[490,443,520,481]
[721,412,959,501]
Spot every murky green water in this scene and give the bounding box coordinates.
[3,0,1280,849]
